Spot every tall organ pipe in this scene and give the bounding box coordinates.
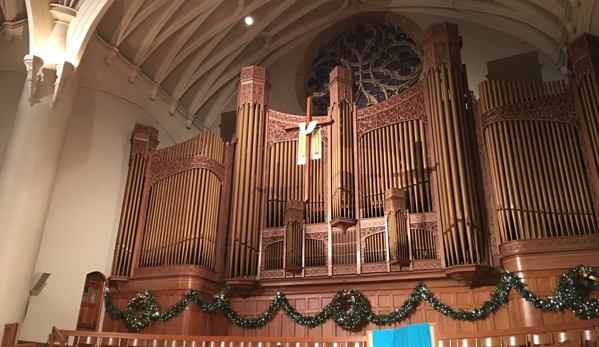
[479,79,597,242]
[137,132,225,270]
[111,124,159,277]
[327,66,357,225]
[422,22,485,266]
[567,33,599,226]
[360,121,432,218]
[227,66,270,278]
[331,101,356,220]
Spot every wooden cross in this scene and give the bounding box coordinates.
[284,96,334,202]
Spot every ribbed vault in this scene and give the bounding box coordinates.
[8,0,598,130]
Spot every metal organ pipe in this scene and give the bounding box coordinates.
[359,121,432,218]
[266,141,326,227]
[422,22,485,266]
[567,34,599,230]
[137,132,225,270]
[227,102,267,278]
[479,79,597,242]
[332,100,355,219]
[111,124,158,277]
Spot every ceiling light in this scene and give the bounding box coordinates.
[244,16,254,26]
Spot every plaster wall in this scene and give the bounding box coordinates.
[404,14,566,93]
[0,36,28,165]
[18,60,176,343]
[262,13,567,120]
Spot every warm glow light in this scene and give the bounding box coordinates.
[244,16,253,26]
[41,41,66,67]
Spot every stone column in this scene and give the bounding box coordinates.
[0,1,81,330]
[0,62,80,328]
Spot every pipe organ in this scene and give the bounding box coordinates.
[108,23,599,319]
[479,80,597,242]
[329,67,358,228]
[139,132,225,269]
[360,120,432,217]
[385,188,410,265]
[423,23,485,268]
[111,124,158,278]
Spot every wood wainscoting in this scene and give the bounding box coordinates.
[103,265,598,337]
[102,274,229,336]
[225,270,587,338]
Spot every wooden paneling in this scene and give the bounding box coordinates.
[224,267,594,337]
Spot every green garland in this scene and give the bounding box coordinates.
[104,265,599,332]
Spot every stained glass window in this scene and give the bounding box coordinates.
[305,22,423,113]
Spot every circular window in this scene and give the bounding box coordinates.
[298,14,423,114]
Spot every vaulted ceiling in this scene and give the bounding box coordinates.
[6,0,598,130]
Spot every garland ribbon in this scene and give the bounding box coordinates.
[104,265,599,332]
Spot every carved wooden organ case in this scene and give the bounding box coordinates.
[110,22,599,292]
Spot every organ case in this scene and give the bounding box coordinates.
[105,22,599,336]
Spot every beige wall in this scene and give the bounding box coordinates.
[0,35,27,165]
[18,72,176,343]
[404,14,566,92]
[4,30,199,341]
[263,13,567,119]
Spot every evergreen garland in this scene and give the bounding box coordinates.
[104,265,599,332]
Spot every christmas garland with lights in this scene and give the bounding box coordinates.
[104,265,599,332]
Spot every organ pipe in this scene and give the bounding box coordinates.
[285,221,303,271]
[332,229,357,265]
[138,132,225,270]
[423,22,485,266]
[411,229,437,260]
[360,121,432,218]
[384,188,409,265]
[568,33,599,225]
[364,232,386,263]
[305,238,326,267]
[111,124,159,277]
[283,200,305,273]
[227,103,267,278]
[266,141,306,227]
[479,79,597,242]
[327,66,358,229]
[227,66,270,278]
[331,100,356,220]
[264,240,283,270]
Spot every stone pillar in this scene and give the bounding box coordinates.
[0,62,80,328]
[226,66,270,287]
[421,22,489,284]
[0,1,81,329]
[567,33,599,222]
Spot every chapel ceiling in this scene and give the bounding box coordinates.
[86,0,598,129]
